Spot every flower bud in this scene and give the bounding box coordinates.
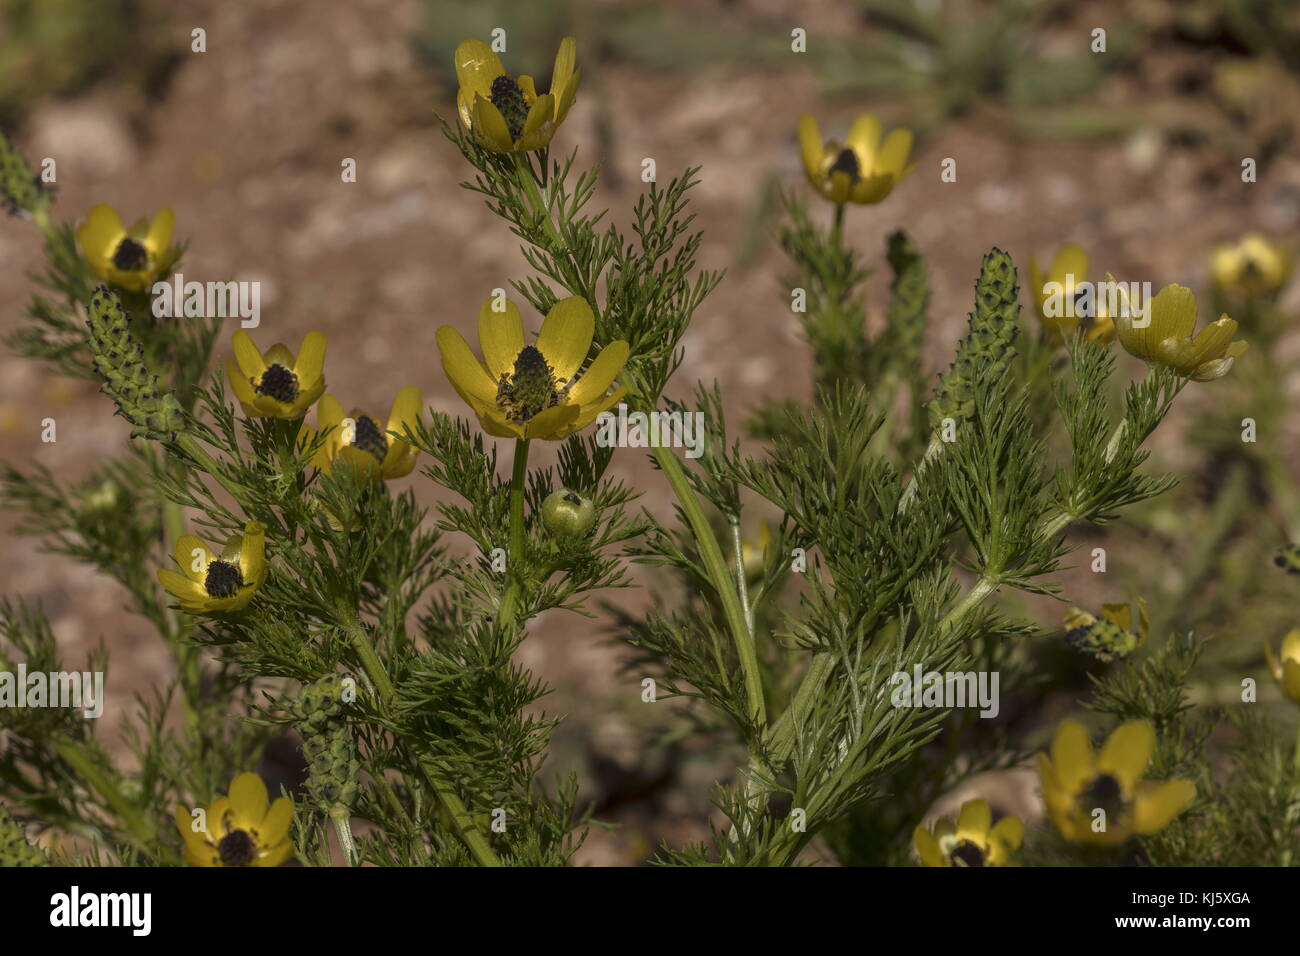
[541,488,596,537]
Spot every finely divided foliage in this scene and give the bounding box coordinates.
[0,28,1295,869]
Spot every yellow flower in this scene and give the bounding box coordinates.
[174,772,294,867]
[157,521,266,614]
[76,203,176,292]
[1109,276,1247,381]
[436,295,628,441]
[1063,596,1149,662]
[1036,719,1195,846]
[913,799,1023,867]
[797,113,915,206]
[1211,233,1289,297]
[309,386,421,481]
[1264,628,1300,705]
[454,37,579,152]
[1027,244,1115,345]
[225,330,327,419]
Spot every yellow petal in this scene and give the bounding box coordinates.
[1132,779,1195,834]
[523,403,580,440]
[174,534,214,581]
[913,826,946,867]
[955,799,991,841]
[1097,720,1154,789]
[568,340,629,405]
[436,325,499,408]
[78,204,126,260]
[145,207,175,255]
[294,331,327,385]
[239,521,266,589]
[845,114,882,165]
[990,815,1024,852]
[206,796,233,842]
[477,296,525,380]
[1050,720,1095,793]
[1099,602,1131,632]
[382,386,422,474]
[231,331,267,380]
[550,37,576,102]
[1282,658,1300,704]
[555,68,580,124]
[874,128,913,177]
[569,385,628,434]
[522,93,556,139]
[1050,244,1088,288]
[454,38,504,100]
[472,94,515,151]
[1280,629,1300,664]
[225,359,259,407]
[254,838,295,867]
[1147,283,1198,345]
[157,568,207,602]
[537,296,595,382]
[228,773,270,827]
[256,796,294,846]
[797,115,823,183]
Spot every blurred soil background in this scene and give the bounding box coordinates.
[2,0,1299,864]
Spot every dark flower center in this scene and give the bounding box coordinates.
[829,148,860,182]
[489,74,529,140]
[563,491,581,505]
[497,345,568,424]
[217,828,257,866]
[112,237,149,271]
[351,415,388,461]
[255,364,300,403]
[1082,773,1126,821]
[204,559,244,599]
[949,840,986,867]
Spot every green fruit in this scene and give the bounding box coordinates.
[542,488,597,537]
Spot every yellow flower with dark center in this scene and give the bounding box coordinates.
[1264,628,1300,705]
[913,799,1023,867]
[76,203,177,292]
[1063,596,1149,662]
[454,37,579,152]
[157,521,266,614]
[1211,233,1289,297]
[309,386,421,481]
[174,772,294,867]
[225,330,327,419]
[797,113,915,206]
[436,295,628,441]
[1108,276,1247,381]
[1036,719,1195,847]
[1027,244,1115,345]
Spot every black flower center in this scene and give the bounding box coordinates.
[489,74,529,140]
[204,559,244,599]
[949,840,986,867]
[1082,773,1126,821]
[496,345,568,424]
[351,415,388,461]
[829,148,860,182]
[217,828,257,866]
[255,364,300,403]
[112,237,149,271]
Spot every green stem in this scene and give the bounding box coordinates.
[515,154,562,247]
[346,622,501,867]
[331,811,356,866]
[830,203,845,253]
[729,518,755,632]
[498,438,530,632]
[54,740,156,853]
[644,431,766,731]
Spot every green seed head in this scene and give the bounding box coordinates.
[541,488,597,538]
